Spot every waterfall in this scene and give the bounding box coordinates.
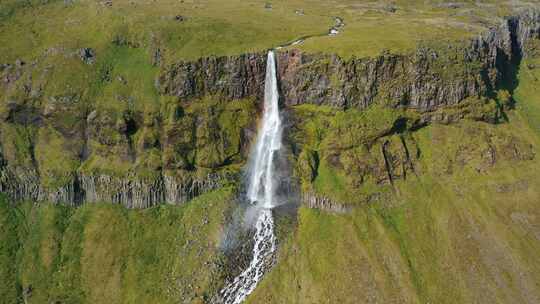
[247,50,282,209]
[218,50,281,304]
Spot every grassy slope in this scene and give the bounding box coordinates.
[514,57,540,133]
[0,188,235,304]
[249,116,540,304]
[247,54,540,303]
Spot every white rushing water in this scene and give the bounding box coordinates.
[218,50,281,304]
[246,50,282,208]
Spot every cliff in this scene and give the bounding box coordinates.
[0,10,539,208]
[1,3,540,304]
[159,10,539,110]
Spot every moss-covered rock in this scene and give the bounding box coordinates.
[288,99,536,210]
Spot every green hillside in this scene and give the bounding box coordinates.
[1,1,540,303]
[0,188,235,304]
[247,47,540,303]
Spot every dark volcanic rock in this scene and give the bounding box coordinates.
[0,169,231,208]
[303,192,352,213]
[157,53,267,100]
[79,48,95,64]
[0,10,538,209]
[157,10,540,110]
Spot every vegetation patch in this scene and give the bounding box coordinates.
[0,188,236,303]
[248,110,540,303]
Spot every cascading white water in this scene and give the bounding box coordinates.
[218,209,276,304]
[218,50,281,304]
[247,50,282,209]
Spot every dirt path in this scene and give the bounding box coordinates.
[276,16,345,49]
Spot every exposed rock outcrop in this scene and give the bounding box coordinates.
[0,84,252,207]
[158,10,540,110]
[158,54,267,101]
[0,10,538,208]
[302,192,352,213]
[0,169,230,208]
[297,117,537,212]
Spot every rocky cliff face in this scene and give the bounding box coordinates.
[0,10,538,208]
[158,10,540,110]
[0,169,229,208]
[0,79,254,207]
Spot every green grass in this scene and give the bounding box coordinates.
[1,2,540,303]
[35,126,81,189]
[0,0,532,192]
[292,103,406,203]
[77,94,256,177]
[291,92,515,205]
[0,188,236,304]
[312,160,348,200]
[296,1,479,59]
[323,104,401,150]
[18,203,72,303]
[0,195,23,303]
[0,123,36,169]
[291,103,401,154]
[96,45,160,113]
[248,111,540,303]
[248,54,540,302]
[0,0,328,63]
[0,0,534,63]
[514,57,540,133]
